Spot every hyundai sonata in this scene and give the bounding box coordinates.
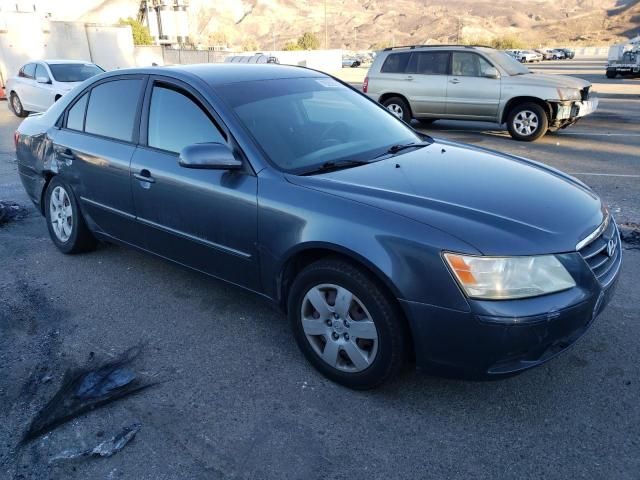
[15,65,621,389]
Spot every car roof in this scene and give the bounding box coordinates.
[108,63,325,86]
[41,59,97,65]
[380,45,493,53]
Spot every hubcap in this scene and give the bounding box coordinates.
[49,186,73,242]
[387,103,403,119]
[513,110,539,136]
[301,284,378,373]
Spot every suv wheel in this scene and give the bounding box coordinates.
[288,258,408,389]
[507,103,548,142]
[382,96,411,123]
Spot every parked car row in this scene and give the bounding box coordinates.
[506,48,575,63]
[14,62,619,389]
[364,45,597,141]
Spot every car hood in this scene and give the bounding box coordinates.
[286,141,603,256]
[506,73,590,90]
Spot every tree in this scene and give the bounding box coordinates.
[241,39,259,52]
[283,41,301,51]
[297,31,320,50]
[118,17,153,45]
[208,31,229,47]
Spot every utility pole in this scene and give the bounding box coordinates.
[324,0,328,49]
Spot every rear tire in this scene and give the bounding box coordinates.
[606,70,617,79]
[44,177,97,254]
[288,258,408,389]
[382,96,412,123]
[10,92,28,118]
[416,118,436,126]
[506,102,548,142]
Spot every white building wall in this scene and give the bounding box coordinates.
[85,24,135,70]
[45,21,92,60]
[0,12,47,86]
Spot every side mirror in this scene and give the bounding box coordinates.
[36,76,51,84]
[483,67,499,79]
[178,142,242,170]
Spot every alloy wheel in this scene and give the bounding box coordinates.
[300,283,379,372]
[513,110,539,136]
[49,185,73,242]
[12,94,22,115]
[387,103,403,119]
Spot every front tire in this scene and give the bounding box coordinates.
[506,102,549,142]
[288,258,408,389]
[382,96,412,123]
[45,177,97,254]
[10,92,28,118]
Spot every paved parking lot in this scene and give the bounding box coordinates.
[1,61,639,479]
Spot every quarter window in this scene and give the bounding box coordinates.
[147,85,225,154]
[451,52,494,77]
[21,63,36,79]
[66,93,88,131]
[380,53,412,74]
[84,79,143,142]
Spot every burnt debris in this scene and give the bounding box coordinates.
[22,345,154,444]
[0,201,28,226]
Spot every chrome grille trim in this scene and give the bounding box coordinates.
[576,210,610,251]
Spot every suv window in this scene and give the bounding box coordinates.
[21,63,36,79]
[452,52,494,77]
[35,64,49,82]
[147,85,225,154]
[66,93,88,131]
[380,53,411,73]
[84,79,143,142]
[407,52,450,75]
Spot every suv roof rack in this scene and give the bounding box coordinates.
[382,44,491,51]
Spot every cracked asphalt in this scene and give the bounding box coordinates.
[1,63,639,479]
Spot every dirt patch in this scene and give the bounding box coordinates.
[620,222,640,249]
[0,201,28,226]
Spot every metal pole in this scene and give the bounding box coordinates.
[324,0,328,49]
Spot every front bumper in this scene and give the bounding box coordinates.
[399,251,621,379]
[556,96,598,121]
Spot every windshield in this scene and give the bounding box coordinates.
[217,77,421,173]
[481,49,530,76]
[48,63,104,82]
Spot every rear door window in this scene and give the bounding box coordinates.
[380,53,411,73]
[408,52,450,75]
[84,79,143,142]
[147,85,225,154]
[35,64,49,82]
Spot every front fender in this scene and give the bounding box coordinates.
[257,173,473,312]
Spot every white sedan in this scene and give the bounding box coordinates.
[6,60,103,117]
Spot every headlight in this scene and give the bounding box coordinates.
[443,253,576,300]
[556,87,581,101]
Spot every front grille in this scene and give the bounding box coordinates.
[578,217,621,288]
[580,87,591,101]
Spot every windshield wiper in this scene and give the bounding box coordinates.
[300,159,370,176]
[374,141,431,159]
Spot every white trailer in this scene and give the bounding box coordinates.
[606,36,640,78]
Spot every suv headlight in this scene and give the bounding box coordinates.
[443,253,576,300]
[556,87,581,101]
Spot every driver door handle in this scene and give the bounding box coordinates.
[406,75,414,81]
[134,169,155,183]
[450,78,461,84]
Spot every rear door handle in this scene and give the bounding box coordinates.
[134,169,155,184]
[57,148,74,160]
[406,75,414,81]
[450,78,461,84]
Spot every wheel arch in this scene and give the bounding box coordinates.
[501,96,551,124]
[39,171,56,214]
[277,242,404,313]
[378,92,412,114]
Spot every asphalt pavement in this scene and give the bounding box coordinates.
[1,61,639,479]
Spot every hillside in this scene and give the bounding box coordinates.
[49,0,640,49]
